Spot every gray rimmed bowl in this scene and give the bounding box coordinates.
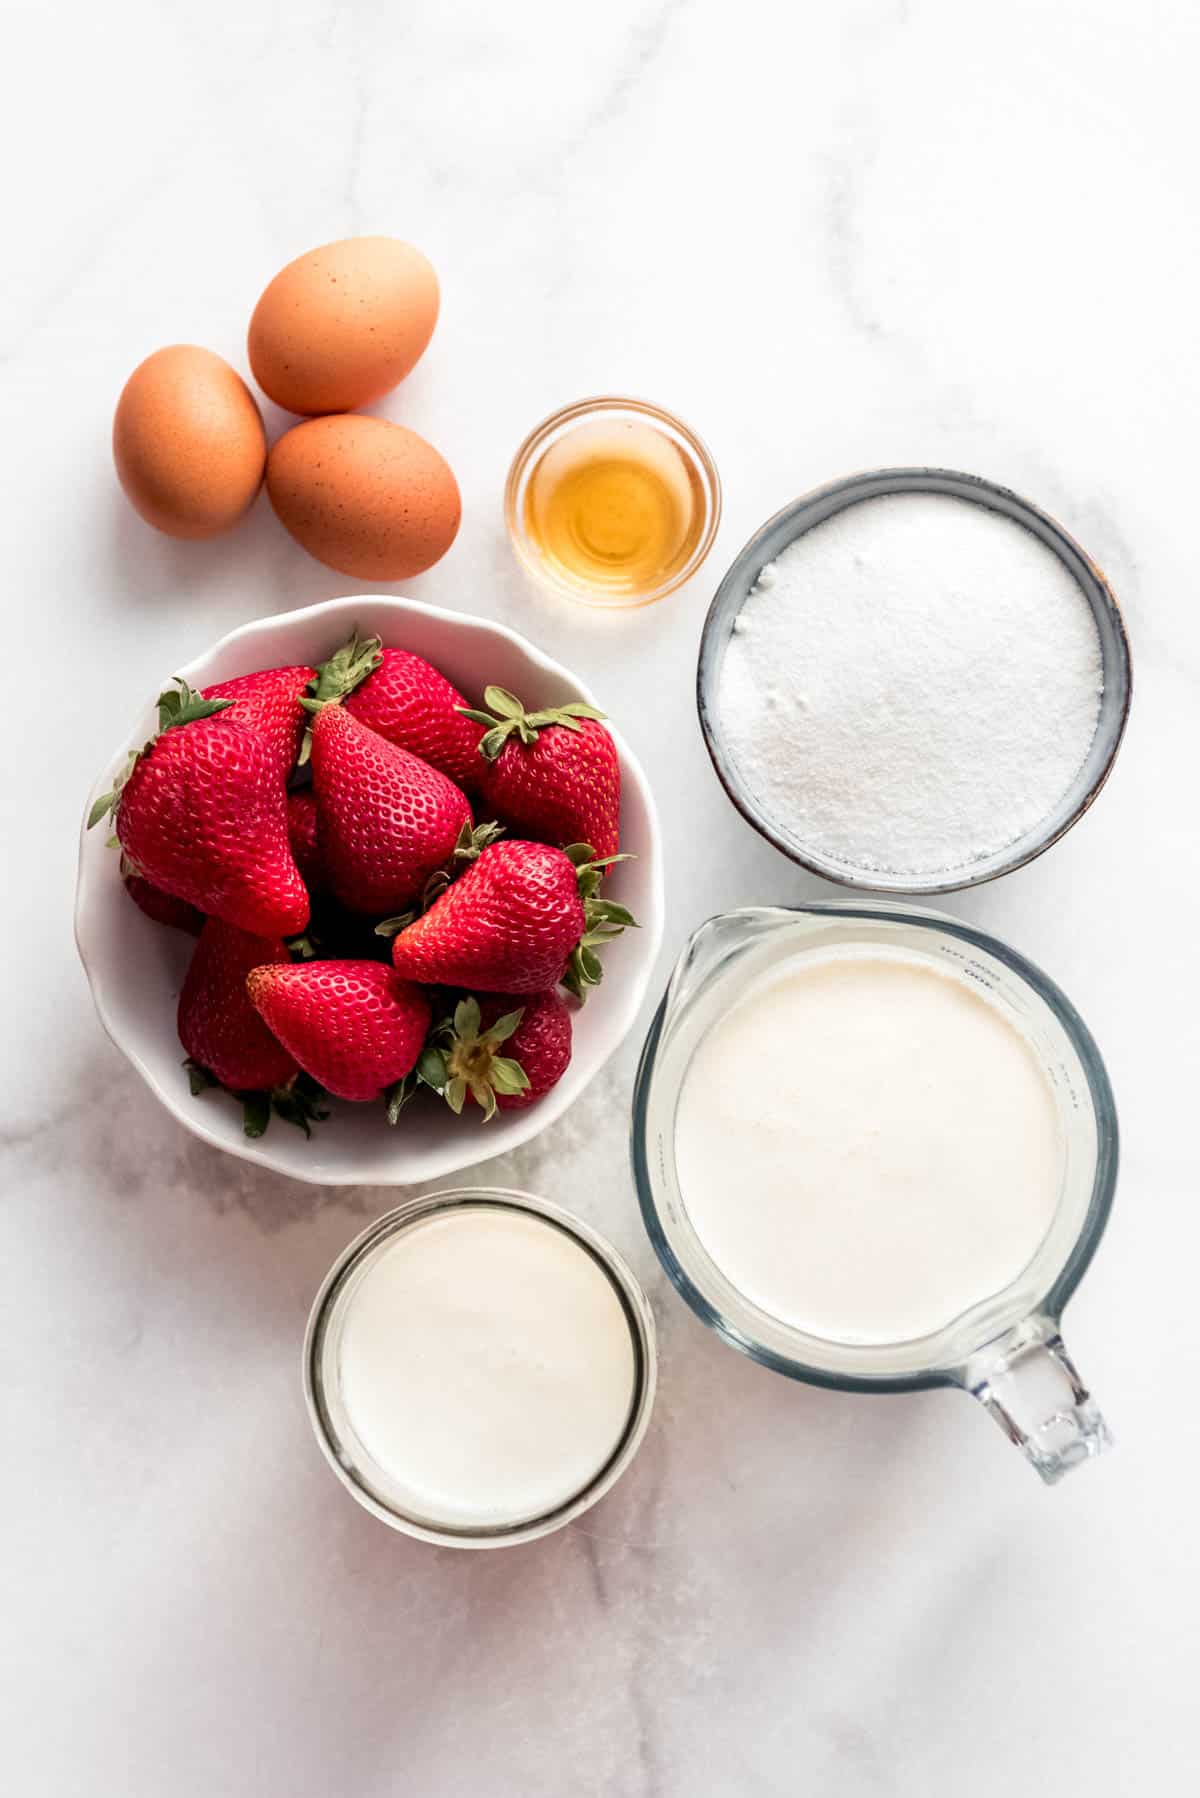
[696,468,1132,895]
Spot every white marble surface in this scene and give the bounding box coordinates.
[5,2,1198,1791]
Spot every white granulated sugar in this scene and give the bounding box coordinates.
[717,494,1103,876]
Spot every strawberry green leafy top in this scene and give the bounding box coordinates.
[87,678,234,829]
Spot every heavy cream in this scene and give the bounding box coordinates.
[673,946,1064,1345]
[332,1205,638,1531]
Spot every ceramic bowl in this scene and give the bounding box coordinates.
[75,595,664,1186]
[697,468,1132,895]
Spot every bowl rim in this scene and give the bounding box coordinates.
[75,594,665,1186]
[696,466,1133,895]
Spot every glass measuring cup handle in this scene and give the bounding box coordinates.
[962,1314,1112,1485]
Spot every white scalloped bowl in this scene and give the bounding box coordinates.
[75,596,664,1186]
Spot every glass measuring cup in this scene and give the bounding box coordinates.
[631,904,1117,1484]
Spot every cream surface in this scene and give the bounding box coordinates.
[673,947,1064,1344]
[334,1206,637,1530]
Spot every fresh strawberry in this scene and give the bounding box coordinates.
[89,678,310,938]
[344,647,486,792]
[460,687,621,862]
[123,867,203,934]
[286,789,324,894]
[178,920,297,1090]
[307,704,473,915]
[413,992,572,1120]
[246,960,431,1102]
[202,665,315,783]
[387,840,634,998]
[177,920,326,1136]
[476,992,572,1107]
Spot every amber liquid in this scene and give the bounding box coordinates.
[522,418,708,599]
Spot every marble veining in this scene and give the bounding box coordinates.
[5,1,1200,1793]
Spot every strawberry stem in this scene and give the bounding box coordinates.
[374,820,505,935]
[268,1074,329,1137]
[298,629,384,762]
[374,911,415,940]
[301,630,383,714]
[561,846,638,1002]
[183,1059,328,1138]
[457,686,608,764]
[385,999,529,1124]
[157,679,234,734]
[87,681,233,831]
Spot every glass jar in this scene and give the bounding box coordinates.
[305,1187,657,1545]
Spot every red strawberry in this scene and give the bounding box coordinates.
[308,704,472,915]
[418,992,573,1119]
[202,665,315,782]
[246,960,431,1102]
[286,789,324,894]
[477,992,572,1108]
[123,868,203,934]
[89,679,309,938]
[344,647,486,792]
[178,919,298,1092]
[388,840,634,998]
[461,687,621,862]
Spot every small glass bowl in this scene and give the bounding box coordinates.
[504,396,721,609]
[303,1186,658,1548]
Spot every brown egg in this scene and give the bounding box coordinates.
[266,415,460,580]
[113,346,266,540]
[248,236,439,416]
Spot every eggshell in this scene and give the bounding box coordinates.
[248,236,439,416]
[113,346,267,540]
[266,415,460,580]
